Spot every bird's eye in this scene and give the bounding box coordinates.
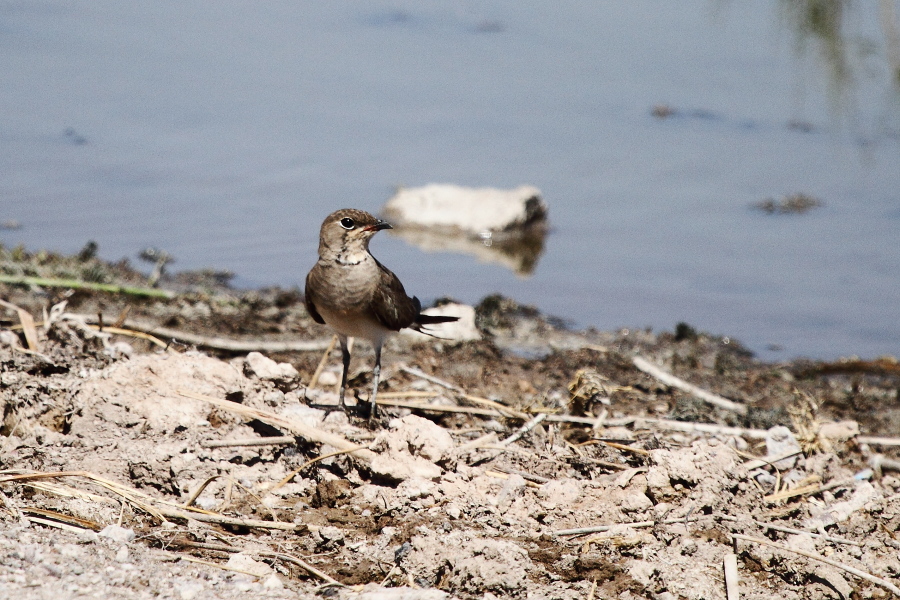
[339,217,355,230]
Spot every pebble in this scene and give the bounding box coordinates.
[98,525,135,545]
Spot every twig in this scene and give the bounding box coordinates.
[160,507,299,531]
[490,466,550,484]
[201,436,296,449]
[0,469,299,531]
[542,414,769,438]
[23,515,93,535]
[75,314,332,352]
[732,533,900,596]
[0,470,167,522]
[20,507,100,531]
[554,515,703,537]
[270,445,371,492]
[764,482,822,503]
[764,473,864,504]
[398,365,465,393]
[0,274,176,298]
[592,408,608,433]
[377,391,442,399]
[183,475,224,508]
[375,399,500,417]
[83,324,171,350]
[178,389,375,464]
[498,414,547,447]
[569,457,632,471]
[740,449,803,471]
[632,356,748,415]
[308,335,337,389]
[600,441,650,456]
[871,454,900,477]
[587,578,597,600]
[0,299,39,351]
[170,553,268,578]
[723,553,739,600]
[483,470,541,488]
[259,551,344,587]
[718,515,860,546]
[453,432,499,454]
[460,394,528,419]
[860,436,900,447]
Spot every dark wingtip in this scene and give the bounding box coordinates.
[417,314,460,325]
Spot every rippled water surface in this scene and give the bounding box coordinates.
[2,1,899,360]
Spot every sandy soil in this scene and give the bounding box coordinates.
[1,251,900,599]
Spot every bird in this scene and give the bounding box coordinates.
[304,208,458,421]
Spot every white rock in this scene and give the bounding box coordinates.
[355,584,450,600]
[382,184,548,233]
[317,370,339,386]
[537,479,582,504]
[819,420,859,446]
[244,352,299,382]
[319,526,345,543]
[368,416,456,482]
[386,415,455,462]
[0,330,21,348]
[370,453,442,482]
[176,581,206,600]
[114,545,130,562]
[225,552,274,577]
[496,474,526,513]
[766,425,801,469]
[98,525,135,544]
[401,303,480,343]
[621,492,653,513]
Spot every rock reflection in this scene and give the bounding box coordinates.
[388,225,546,277]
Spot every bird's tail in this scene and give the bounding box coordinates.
[411,313,460,340]
[416,314,459,325]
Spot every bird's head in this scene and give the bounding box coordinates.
[318,208,393,262]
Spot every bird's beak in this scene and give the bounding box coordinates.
[365,220,393,232]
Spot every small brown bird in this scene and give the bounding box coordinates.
[304,209,458,420]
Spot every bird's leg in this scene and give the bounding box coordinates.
[369,343,382,422]
[338,335,350,410]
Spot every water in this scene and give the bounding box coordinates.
[1,1,898,360]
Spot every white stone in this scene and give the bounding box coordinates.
[225,552,274,578]
[355,584,450,600]
[317,370,339,386]
[0,330,21,348]
[114,545,130,562]
[98,525,135,544]
[382,184,547,233]
[766,425,802,469]
[176,581,206,600]
[262,574,284,590]
[244,352,299,382]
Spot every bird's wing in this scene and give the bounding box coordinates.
[304,268,326,325]
[371,261,419,331]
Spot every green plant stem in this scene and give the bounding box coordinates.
[0,274,175,299]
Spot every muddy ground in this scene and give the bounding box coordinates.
[1,246,900,599]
